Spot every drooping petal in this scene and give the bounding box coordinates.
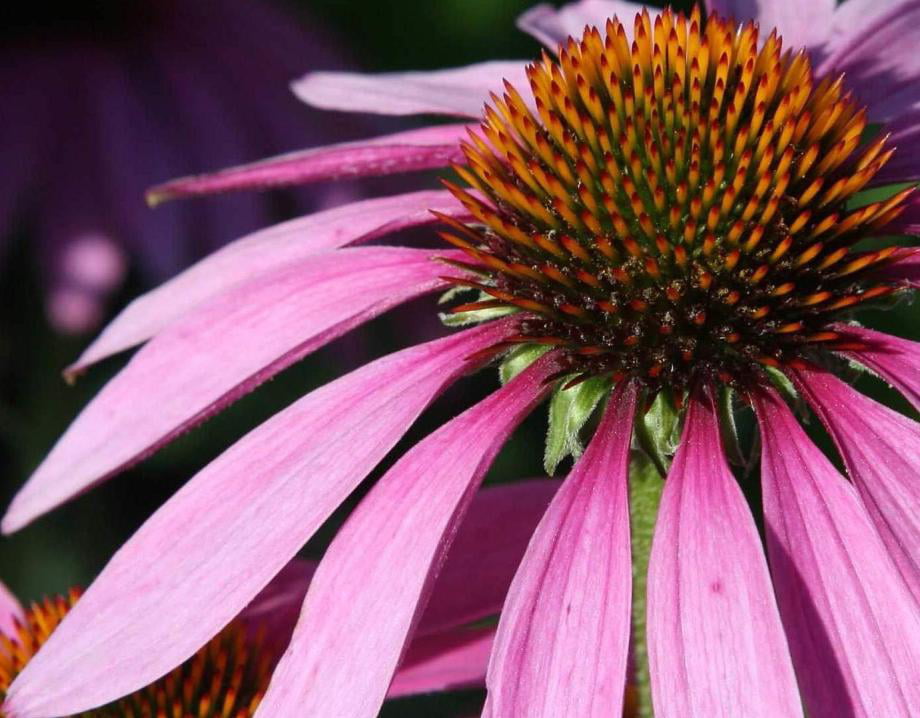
[646,388,801,718]
[146,124,471,204]
[68,190,473,372]
[792,366,920,605]
[835,324,920,411]
[485,381,636,718]
[390,627,495,698]
[3,321,509,717]
[255,356,560,718]
[818,0,920,123]
[870,247,920,287]
[292,62,530,118]
[705,0,835,52]
[0,580,23,640]
[754,387,920,718]
[517,1,651,49]
[3,247,469,533]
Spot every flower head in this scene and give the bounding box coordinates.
[3,2,920,717]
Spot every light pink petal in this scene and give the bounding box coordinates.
[292,62,529,118]
[485,381,636,718]
[0,580,23,640]
[792,366,920,605]
[517,1,651,49]
[870,247,920,287]
[706,0,835,52]
[3,322,509,717]
[818,0,920,123]
[835,324,920,411]
[146,124,471,204]
[255,356,560,718]
[390,627,495,698]
[754,387,920,718]
[69,190,472,372]
[3,247,468,533]
[647,388,801,718]
[421,479,561,636]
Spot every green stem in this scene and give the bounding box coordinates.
[629,451,665,718]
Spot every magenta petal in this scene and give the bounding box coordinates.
[68,190,473,372]
[517,2,651,49]
[835,324,920,411]
[390,627,494,698]
[0,580,23,640]
[3,247,468,533]
[484,381,635,717]
[754,387,920,718]
[147,124,471,203]
[254,357,559,718]
[792,366,920,605]
[292,62,529,118]
[647,388,801,718]
[3,322,509,717]
[870,247,920,287]
[705,0,835,52]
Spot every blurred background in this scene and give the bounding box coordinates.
[0,1,916,715]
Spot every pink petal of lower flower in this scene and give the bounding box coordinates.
[792,366,920,605]
[517,2,651,49]
[485,381,636,718]
[146,124,471,203]
[390,627,495,698]
[68,190,473,372]
[870,247,920,287]
[0,580,23,640]
[3,322,509,718]
[3,247,468,534]
[706,0,835,52]
[292,62,530,118]
[254,356,560,718]
[647,388,801,718]
[835,324,920,411]
[754,387,920,718]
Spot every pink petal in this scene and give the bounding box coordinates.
[68,190,472,372]
[871,112,920,185]
[3,247,468,533]
[146,124,471,204]
[869,247,920,287]
[647,388,801,718]
[0,580,23,640]
[792,366,920,605]
[835,324,920,411]
[390,626,495,698]
[818,0,920,123]
[706,0,835,52]
[421,479,561,636]
[292,62,530,118]
[485,381,636,718]
[254,356,560,718]
[517,1,651,49]
[754,387,920,718]
[3,322,509,717]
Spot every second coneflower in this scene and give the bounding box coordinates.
[4,2,920,717]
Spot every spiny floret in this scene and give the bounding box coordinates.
[0,591,270,717]
[440,5,912,390]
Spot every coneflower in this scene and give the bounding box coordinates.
[4,2,919,717]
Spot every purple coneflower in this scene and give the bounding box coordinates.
[1,0,359,332]
[4,1,920,716]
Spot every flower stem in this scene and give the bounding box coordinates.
[629,450,664,718]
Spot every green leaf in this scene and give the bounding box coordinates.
[634,390,681,477]
[543,375,610,475]
[498,344,551,384]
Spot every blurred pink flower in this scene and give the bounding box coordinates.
[4,2,920,717]
[1,0,361,332]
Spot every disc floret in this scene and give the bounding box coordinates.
[441,6,912,392]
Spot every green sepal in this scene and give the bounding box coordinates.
[634,389,681,477]
[498,344,551,384]
[438,288,516,327]
[764,365,799,403]
[543,375,611,475]
[718,387,747,467]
